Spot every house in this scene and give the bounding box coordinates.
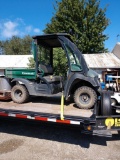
[112,42,120,59]
[83,53,120,79]
[83,52,120,91]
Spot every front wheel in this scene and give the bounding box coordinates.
[11,85,29,104]
[74,86,97,109]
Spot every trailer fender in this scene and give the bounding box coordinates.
[11,78,36,95]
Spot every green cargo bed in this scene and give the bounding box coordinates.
[5,68,36,79]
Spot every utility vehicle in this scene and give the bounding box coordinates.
[3,33,101,109]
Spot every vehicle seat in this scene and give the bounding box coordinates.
[39,64,53,76]
[39,64,62,83]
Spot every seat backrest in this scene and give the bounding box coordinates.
[39,64,53,75]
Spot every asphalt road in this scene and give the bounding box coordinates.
[0,97,119,160]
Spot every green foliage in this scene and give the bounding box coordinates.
[27,57,35,68]
[27,48,68,76]
[1,35,32,55]
[22,36,33,55]
[44,0,109,53]
[38,46,51,65]
[53,48,68,76]
[0,41,3,55]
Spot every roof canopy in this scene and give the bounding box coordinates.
[32,33,71,48]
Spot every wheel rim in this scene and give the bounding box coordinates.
[14,89,23,100]
[79,93,90,105]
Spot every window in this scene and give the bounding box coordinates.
[64,44,82,71]
[38,46,51,66]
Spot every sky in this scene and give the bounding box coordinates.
[0,0,120,52]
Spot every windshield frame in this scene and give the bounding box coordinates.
[58,36,89,73]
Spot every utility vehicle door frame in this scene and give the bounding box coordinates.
[58,35,89,98]
[58,35,89,75]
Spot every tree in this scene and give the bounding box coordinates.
[44,0,109,53]
[22,35,33,55]
[0,41,4,55]
[53,48,68,76]
[27,57,35,68]
[1,35,32,55]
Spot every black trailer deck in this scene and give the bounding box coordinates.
[0,96,93,124]
[0,96,120,137]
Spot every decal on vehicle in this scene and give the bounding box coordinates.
[105,117,120,127]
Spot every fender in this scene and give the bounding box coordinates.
[11,77,52,95]
[11,78,36,95]
[64,72,100,100]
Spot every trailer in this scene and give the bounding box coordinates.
[0,33,120,137]
[0,92,120,137]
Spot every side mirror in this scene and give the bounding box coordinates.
[31,41,37,61]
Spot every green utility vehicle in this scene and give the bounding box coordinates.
[4,33,101,109]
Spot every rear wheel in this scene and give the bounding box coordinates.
[74,86,97,109]
[11,85,29,104]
